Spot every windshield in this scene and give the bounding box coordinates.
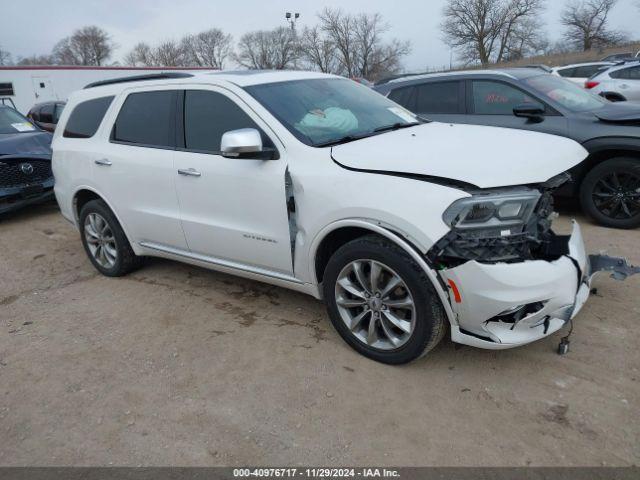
[245,78,420,147]
[0,107,37,134]
[523,74,607,112]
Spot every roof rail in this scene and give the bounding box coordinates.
[84,72,194,89]
[374,72,430,86]
[612,58,640,66]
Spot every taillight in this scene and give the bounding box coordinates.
[585,81,600,89]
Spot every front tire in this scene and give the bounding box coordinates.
[580,158,640,229]
[79,199,143,276]
[323,235,447,364]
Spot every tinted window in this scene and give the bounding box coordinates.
[388,86,417,111]
[472,81,534,115]
[414,81,460,114]
[627,67,640,79]
[63,96,114,139]
[573,65,604,77]
[40,104,54,123]
[557,68,574,78]
[184,90,265,152]
[113,91,175,147]
[54,103,65,123]
[610,68,630,79]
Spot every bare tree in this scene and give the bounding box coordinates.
[441,0,544,66]
[504,16,548,60]
[0,46,11,66]
[299,26,338,73]
[313,8,411,80]
[52,26,115,65]
[234,27,298,69]
[153,40,188,67]
[561,0,626,51]
[181,29,232,69]
[16,54,55,66]
[124,42,155,66]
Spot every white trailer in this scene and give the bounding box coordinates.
[0,66,212,114]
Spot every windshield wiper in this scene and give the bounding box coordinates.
[314,121,423,148]
[314,132,378,148]
[373,121,421,133]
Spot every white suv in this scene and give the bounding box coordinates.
[586,61,640,101]
[52,71,635,364]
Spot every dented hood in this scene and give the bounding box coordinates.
[331,122,588,188]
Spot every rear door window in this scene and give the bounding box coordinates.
[572,65,604,78]
[63,96,114,139]
[414,81,461,114]
[610,68,630,79]
[627,66,640,79]
[471,81,535,115]
[112,90,176,147]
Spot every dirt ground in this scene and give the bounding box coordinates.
[0,202,638,467]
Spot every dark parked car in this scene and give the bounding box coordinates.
[27,101,66,132]
[375,69,640,229]
[0,106,53,214]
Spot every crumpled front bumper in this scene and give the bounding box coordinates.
[0,178,55,215]
[439,221,593,349]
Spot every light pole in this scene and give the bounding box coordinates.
[285,12,300,32]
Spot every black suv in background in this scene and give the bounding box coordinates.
[27,101,66,132]
[375,69,640,229]
[0,106,53,214]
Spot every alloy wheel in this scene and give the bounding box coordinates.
[334,259,416,350]
[84,212,118,269]
[592,171,640,220]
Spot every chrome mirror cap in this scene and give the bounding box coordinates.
[221,128,263,157]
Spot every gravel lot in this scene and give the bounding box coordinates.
[1,202,638,466]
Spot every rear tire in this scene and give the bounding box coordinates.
[580,158,640,229]
[79,199,143,276]
[323,235,447,364]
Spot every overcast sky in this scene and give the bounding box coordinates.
[2,0,640,71]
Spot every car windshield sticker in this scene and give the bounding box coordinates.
[11,122,36,132]
[387,106,417,123]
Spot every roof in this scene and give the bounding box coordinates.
[386,69,516,84]
[80,69,340,93]
[382,67,553,87]
[205,69,340,86]
[552,61,613,70]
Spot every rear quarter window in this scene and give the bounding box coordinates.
[63,96,114,139]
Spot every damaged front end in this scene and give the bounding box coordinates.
[427,174,638,349]
[427,174,570,268]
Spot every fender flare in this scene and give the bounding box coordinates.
[308,219,457,326]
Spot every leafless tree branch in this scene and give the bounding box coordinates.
[52,26,115,66]
[561,0,626,51]
[441,0,545,66]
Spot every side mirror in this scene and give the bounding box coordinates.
[513,103,545,122]
[221,128,263,158]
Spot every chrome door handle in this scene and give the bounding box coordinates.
[94,158,112,166]
[178,168,201,177]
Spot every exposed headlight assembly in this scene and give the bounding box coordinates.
[443,190,541,229]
